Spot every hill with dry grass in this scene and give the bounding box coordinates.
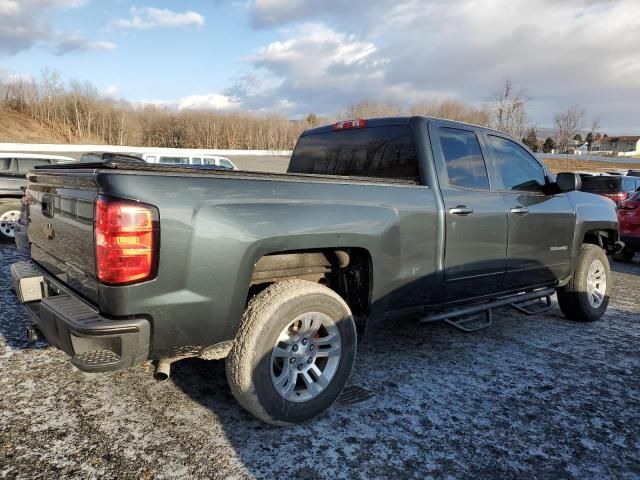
[0,112,66,144]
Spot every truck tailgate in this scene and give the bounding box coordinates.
[27,170,99,303]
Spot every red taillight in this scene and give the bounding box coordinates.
[95,197,159,285]
[332,119,367,130]
[604,192,628,202]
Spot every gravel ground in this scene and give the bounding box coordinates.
[1,243,639,479]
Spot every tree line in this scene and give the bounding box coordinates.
[0,71,601,152]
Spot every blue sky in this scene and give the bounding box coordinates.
[1,0,640,132]
[1,1,277,101]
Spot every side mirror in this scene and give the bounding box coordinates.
[555,172,582,192]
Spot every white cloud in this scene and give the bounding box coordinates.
[240,0,640,130]
[104,84,118,98]
[0,0,113,55]
[51,35,116,55]
[146,93,241,112]
[0,69,34,84]
[114,7,205,30]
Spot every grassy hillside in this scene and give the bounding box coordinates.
[0,112,105,145]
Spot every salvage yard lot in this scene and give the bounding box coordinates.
[1,243,639,479]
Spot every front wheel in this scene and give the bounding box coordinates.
[556,244,611,322]
[226,280,357,425]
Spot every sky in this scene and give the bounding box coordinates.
[1,0,639,132]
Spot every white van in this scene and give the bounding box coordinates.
[141,153,238,170]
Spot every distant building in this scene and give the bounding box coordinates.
[575,143,589,155]
[594,136,640,156]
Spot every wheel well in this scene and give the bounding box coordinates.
[583,229,617,250]
[248,248,372,326]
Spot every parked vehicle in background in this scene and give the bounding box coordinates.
[141,153,238,170]
[80,152,145,163]
[616,190,640,262]
[0,153,75,243]
[12,116,619,424]
[627,170,640,177]
[580,175,640,206]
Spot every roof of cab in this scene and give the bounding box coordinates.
[300,115,512,138]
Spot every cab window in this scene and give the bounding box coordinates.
[438,128,489,190]
[489,135,546,193]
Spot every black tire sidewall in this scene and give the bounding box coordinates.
[562,246,611,321]
[250,292,356,424]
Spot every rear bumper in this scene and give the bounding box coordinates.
[621,236,640,250]
[11,260,150,372]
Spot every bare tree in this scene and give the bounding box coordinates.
[410,99,490,126]
[554,106,586,154]
[490,79,529,138]
[341,101,403,119]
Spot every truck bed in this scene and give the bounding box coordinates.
[35,160,420,186]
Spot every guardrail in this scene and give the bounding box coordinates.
[536,153,640,164]
[0,143,293,157]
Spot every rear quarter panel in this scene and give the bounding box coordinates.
[96,172,439,357]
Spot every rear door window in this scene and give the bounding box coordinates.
[581,176,622,192]
[289,125,420,182]
[438,128,489,190]
[623,178,637,192]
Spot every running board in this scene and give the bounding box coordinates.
[444,310,492,333]
[510,294,552,315]
[420,288,556,332]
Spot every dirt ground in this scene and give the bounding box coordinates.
[1,243,639,479]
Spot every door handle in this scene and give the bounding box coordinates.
[449,205,474,216]
[510,206,529,215]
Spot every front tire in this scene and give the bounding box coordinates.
[556,244,611,322]
[226,280,357,425]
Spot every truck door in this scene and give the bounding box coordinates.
[484,134,575,289]
[429,123,508,302]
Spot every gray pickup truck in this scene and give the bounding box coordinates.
[11,116,619,425]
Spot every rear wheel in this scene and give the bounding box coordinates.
[0,202,21,243]
[226,280,357,425]
[556,244,611,322]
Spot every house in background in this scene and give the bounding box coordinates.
[594,136,640,156]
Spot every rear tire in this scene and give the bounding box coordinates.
[0,202,21,244]
[226,280,357,425]
[613,247,635,263]
[556,244,611,322]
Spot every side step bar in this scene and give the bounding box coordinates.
[420,288,556,332]
[510,294,552,315]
